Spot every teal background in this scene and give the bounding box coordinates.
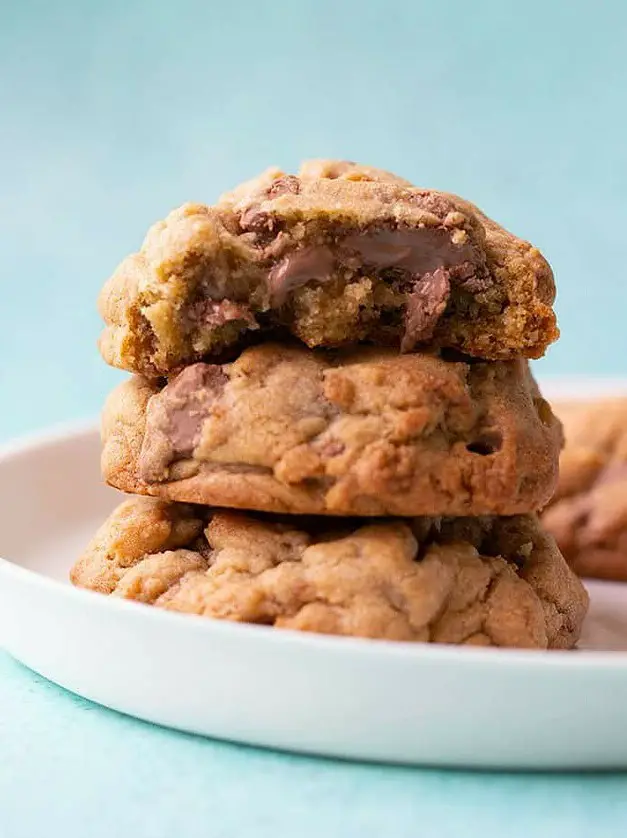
[1,1,627,835]
[1,0,627,438]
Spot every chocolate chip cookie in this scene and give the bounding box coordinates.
[99,160,557,377]
[102,343,562,517]
[543,398,627,580]
[71,497,588,649]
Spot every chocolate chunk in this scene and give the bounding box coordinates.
[314,439,346,458]
[160,363,227,454]
[266,227,481,307]
[341,227,476,274]
[401,269,451,352]
[139,364,228,481]
[188,299,258,330]
[458,272,495,294]
[408,191,459,219]
[268,246,335,306]
[239,207,275,234]
[267,176,301,197]
[595,462,627,488]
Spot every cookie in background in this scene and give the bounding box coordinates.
[543,399,627,581]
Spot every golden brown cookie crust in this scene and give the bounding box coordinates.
[98,160,557,377]
[101,344,562,517]
[543,398,627,580]
[71,497,588,649]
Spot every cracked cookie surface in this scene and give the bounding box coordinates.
[543,398,627,580]
[71,497,588,649]
[99,159,557,376]
[102,343,562,517]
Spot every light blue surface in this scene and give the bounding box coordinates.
[1,2,627,835]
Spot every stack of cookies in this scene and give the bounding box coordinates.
[72,160,588,649]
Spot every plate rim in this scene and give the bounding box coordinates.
[3,551,627,671]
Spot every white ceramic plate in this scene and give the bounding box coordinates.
[1,381,627,769]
